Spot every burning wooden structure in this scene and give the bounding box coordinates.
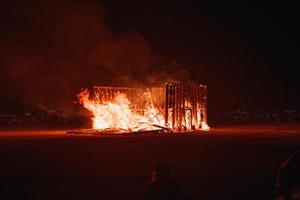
[91,86,165,116]
[75,82,209,134]
[165,83,207,130]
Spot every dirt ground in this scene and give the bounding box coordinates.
[1,124,300,200]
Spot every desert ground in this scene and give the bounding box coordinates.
[1,124,300,200]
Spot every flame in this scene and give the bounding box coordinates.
[201,122,210,131]
[78,89,165,132]
[78,89,209,133]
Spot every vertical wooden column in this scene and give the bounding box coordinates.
[175,85,179,129]
[165,83,169,127]
[174,85,177,129]
[177,85,180,129]
[189,84,192,129]
[171,84,175,129]
[180,83,183,130]
[182,83,185,128]
[203,86,207,123]
[193,85,197,127]
[195,85,199,127]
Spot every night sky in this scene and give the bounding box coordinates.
[0,0,299,116]
[103,0,300,113]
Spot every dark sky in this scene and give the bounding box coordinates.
[103,0,300,112]
[0,0,299,115]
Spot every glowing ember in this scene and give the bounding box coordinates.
[78,89,165,132]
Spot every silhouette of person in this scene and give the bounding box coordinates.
[145,162,183,200]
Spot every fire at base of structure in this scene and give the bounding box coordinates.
[165,83,208,131]
[78,83,209,133]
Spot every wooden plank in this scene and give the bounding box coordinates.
[165,83,169,127]
[172,84,175,129]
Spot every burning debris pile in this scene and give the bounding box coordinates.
[78,86,165,133]
[71,83,209,134]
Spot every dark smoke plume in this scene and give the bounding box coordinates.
[0,1,190,117]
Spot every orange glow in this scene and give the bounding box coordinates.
[78,89,165,132]
[78,88,209,133]
[201,122,210,131]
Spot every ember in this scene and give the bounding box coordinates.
[78,83,209,133]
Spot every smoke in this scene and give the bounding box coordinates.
[0,1,190,116]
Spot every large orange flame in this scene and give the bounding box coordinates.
[78,89,209,133]
[78,89,165,132]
